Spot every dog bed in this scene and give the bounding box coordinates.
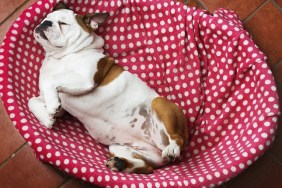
[0,0,280,187]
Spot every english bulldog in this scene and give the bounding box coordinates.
[28,2,188,174]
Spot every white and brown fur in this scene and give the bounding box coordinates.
[28,2,188,174]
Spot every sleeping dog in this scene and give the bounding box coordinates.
[28,2,188,174]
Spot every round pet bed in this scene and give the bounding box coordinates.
[0,0,280,187]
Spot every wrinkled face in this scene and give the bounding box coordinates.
[34,9,84,50]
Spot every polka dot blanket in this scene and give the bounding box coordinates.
[0,0,280,187]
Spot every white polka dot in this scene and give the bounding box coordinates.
[250,148,256,154]
[89,177,94,182]
[261,133,268,138]
[64,159,69,164]
[35,138,41,144]
[55,160,61,166]
[73,168,78,174]
[81,167,87,173]
[55,151,60,157]
[22,126,28,131]
[47,153,52,158]
[24,133,30,139]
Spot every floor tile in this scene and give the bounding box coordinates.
[0,99,25,164]
[0,0,26,22]
[199,0,265,20]
[243,1,282,66]
[178,0,205,9]
[176,0,186,3]
[60,178,98,188]
[0,0,38,44]
[0,144,65,188]
[225,152,282,187]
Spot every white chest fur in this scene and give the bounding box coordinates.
[40,49,104,92]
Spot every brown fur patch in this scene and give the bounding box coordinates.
[120,157,134,169]
[75,15,92,33]
[94,57,124,86]
[132,154,154,174]
[160,130,169,146]
[75,13,108,33]
[134,165,154,174]
[151,97,188,150]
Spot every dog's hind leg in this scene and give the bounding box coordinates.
[106,144,166,174]
[151,97,189,162]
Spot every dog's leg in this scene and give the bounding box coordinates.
[106,144,166,174]
[151,97,188,162]
[41,71,95,116]
[55,73,95,95]
[56,85,94,95]
[48,72,97,95]
[40,85,62,117]
[28,96,56,128]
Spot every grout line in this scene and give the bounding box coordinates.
[270,59,282,73]
[243,0,270,23]
[0,0,29,26]
[0,142,27,169]
[275,83,282,90]
[271,0,282,11]
[270,151,282,165]
[57,177,72,188]
[197,0,208,10]
[50,163,71,180]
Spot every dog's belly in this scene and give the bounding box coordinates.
[83,112,153,146]
[59,72,166,147]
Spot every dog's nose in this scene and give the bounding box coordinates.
[41,20,53,28]
[35,20,53,34]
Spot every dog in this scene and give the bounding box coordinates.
[28,2,188,174]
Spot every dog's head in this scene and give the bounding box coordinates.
[34,2,109,53]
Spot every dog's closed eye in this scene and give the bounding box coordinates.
[59,21,69,30]
[59,21,68,26]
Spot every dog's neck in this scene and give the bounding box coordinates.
[44,32,105,59]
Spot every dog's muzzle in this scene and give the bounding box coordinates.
[35,20,53,40]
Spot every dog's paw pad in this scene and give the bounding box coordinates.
[162,142,181,162]
[106,157,126,172]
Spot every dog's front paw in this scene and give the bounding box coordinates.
[41,115,55,129]
[47,102,61,116]
[162,142,181,162]
[44,105,62,128]
[106,157,126,172]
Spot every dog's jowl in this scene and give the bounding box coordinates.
[28,2,189,174]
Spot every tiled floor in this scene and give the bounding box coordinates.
[0,0,281,187]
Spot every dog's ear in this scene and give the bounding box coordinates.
[82,13,109,31]
[53,1,70,11]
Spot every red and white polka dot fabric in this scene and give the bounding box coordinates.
[0,0,280,187]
